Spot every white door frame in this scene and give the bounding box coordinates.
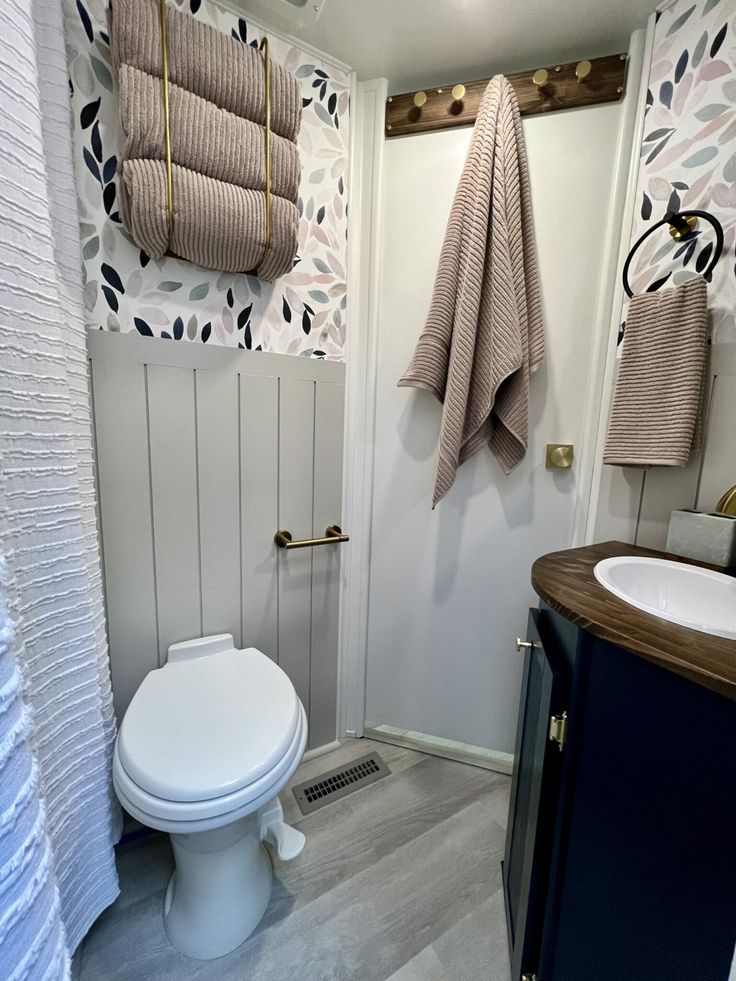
[336,27,653,741]
[337,76,388,737]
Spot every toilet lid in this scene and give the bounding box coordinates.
[117,647,301,803]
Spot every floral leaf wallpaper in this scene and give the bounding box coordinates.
[627,0,736,343]
[63,0,350,358]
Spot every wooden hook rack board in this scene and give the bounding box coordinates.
[385,52,628,138]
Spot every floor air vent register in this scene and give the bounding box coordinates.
[292,752,390,815]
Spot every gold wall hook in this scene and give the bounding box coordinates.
[413,90,427,107]
[451,83,466,101]
[575,59,592,83]
[546,443,574,470]
[532,68,549,89]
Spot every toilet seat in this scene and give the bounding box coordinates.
[113,642,307,833]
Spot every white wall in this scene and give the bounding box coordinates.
[363,49,644,754]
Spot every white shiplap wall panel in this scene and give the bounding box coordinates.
[91,359,158,719]
[89,333,345,750]
[240,374,279,660]
[196,369,241,645]
[147,365,202,664]
[277,378,317,718]
[309,382,346,749]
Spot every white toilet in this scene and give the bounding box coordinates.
[112,633,307,960]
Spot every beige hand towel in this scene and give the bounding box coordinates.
[398,75,544,506]
[119,65,300,202]
[110,0,302,143]
[603,275,708,467]
[119,159,299,280]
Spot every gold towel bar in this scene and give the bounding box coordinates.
[258,36,272,270]
[156,0,272,271]
[159,0,174,250]
[274,525,350,550]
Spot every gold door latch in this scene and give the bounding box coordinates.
[516,637,539,652]
[549,712,568,751]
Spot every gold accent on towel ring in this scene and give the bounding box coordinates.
[668,214,698,241]
[159,0,174,251]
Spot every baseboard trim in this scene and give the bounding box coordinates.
[301,739,342,765]
[364,725,514,775]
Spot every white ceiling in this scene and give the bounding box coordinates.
[239,0,659,92]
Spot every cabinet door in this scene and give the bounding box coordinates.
[503,609,569,981]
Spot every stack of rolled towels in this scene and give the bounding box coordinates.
[110,0,302,279]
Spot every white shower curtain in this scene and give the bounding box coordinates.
[0,0,120,974]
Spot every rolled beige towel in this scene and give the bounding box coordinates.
[110,0,301,143]
[119,65,300,201]
[119,159,299,280]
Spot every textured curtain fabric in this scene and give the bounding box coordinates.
[0,558,69,980]
[0,0,120,974]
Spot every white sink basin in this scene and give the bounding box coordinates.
[594,556,736,640]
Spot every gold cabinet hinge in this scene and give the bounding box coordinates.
[549,711,568,751]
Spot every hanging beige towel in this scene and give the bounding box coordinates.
[119,159,299,279]
[119,65,301,201]
[398,75,544,506]
[110,0,302,142]
[603,275,708,467]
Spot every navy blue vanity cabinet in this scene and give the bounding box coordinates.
[504,605,736,981]
[502,609,572,981]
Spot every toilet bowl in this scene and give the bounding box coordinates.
[112,634,307,960]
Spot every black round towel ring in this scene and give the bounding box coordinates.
[621,209,724,298]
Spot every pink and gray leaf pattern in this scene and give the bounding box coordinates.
[64,0,349,359]
[628,0,736,343]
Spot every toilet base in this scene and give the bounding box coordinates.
[163,809,274,960]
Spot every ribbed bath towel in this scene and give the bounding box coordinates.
[110,0,302,142]
[398,75,544,506]
[119,65,301,201]
[603,275,708,467]
[118,159,299,279]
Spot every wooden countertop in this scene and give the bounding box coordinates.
[532,541,736,702]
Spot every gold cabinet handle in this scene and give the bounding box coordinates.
[516,637,538,651]
[274,524,350,550]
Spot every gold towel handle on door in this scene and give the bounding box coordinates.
[274,525,350,549]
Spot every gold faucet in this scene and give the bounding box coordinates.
[715,485,736,516]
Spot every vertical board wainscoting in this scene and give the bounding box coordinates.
[90,332,345,751]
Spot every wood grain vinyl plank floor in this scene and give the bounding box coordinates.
[77,738,511,981]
